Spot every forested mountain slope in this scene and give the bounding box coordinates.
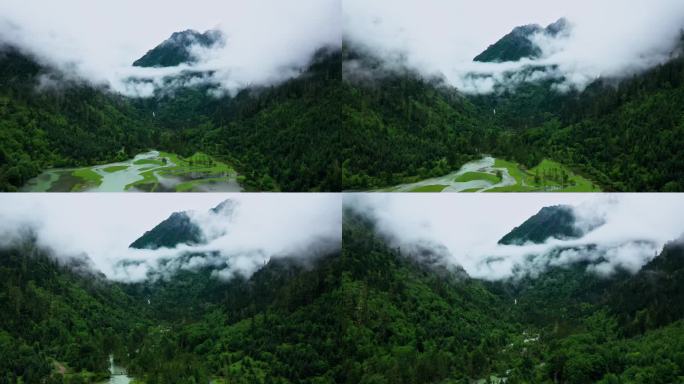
[0,43,342,192]
[0,237,150,382]
[2,205,684,382]
[342,46,495,189]
[0,46,156,191]
[145,47,343,192]
[342,34,684,191]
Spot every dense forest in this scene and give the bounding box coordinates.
[3,31,683,192]
[2,205,684,383]
[0,44,341,192]
[342,35,684,191]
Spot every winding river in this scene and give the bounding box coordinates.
[388,156,516,192]
[21,150,242,192]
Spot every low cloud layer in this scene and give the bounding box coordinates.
[0,0,340,97]
[347,194,684,280]
[0,194,341,282]
[344,0,684,93]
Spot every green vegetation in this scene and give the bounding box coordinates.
[343,37,684,191]
[133,158,164,166]
[3,208,684,382]
[0,48,153,192]
[0,46,341,192]
[0,243,150,383]
[455,171,501,184]
[125,151,236,192]
[385,156,598,193]
[486,158,597,192]
[102,165,129,173]
[71,168,103,190]
[409,184,448,192]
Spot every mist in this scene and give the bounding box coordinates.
[0,194,341,282]
[346,194,684,280]
[343,0,684,93]
[0,0,341,97]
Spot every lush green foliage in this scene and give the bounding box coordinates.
[0,46,341,192]
[0,48,155,192]
[2,211,684,382]
[342,38,684,191]
[0,238,150,383]
[341,59,492,189]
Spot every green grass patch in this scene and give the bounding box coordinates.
[410,184,448,192]
[125,169,159,191]
[528,159,600,192]
[133,158,164,166]
[461,187,482,192]
[102,165,129,173]
[454,171,501,184]
[157,151,234,177]
[493,158,528,184]
[71,168,102,191]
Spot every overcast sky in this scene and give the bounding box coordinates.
[348,193,684,279]
[0,193,341,281]
[344,0,684,92]
[0,0,340,96]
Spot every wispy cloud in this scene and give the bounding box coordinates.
[0,0,341,97]
[344,0,684,93]
[0,194,341,282]
[346,194,684,280]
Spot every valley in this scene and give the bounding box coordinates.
[1,195,683,383]
[378,156,598,192]
[21,151,241,192]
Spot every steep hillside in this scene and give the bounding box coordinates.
[474,18,569,63]
[133,29,224,68]
[0,237,149,382]
[0,41,342,192]
[0,46,156,191]
[342,46,494,189]
[498,205,594,245]
[342,32,684,191]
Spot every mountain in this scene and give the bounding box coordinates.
[342,45,489,190]
[0,238,149,381]
[474,18,569,63]
[3,204,684,382]
[129,211,200,250]
[0,41,342,192]
[129,199,235,249]
[342,31,684,191]
[0,46,155,191]
[498,205,588,245]
[610,237,684,333]
[132,29,224,67]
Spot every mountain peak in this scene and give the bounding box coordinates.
[129,211,202,250]
[129,199,237,250]
[133,28,224,68]
[499,204,585,245]
[210,199,236,215]
[474,17,569,63]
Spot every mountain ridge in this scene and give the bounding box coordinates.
[133,29,224,68]
[474,17,569,63]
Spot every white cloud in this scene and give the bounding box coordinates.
[0,193,342,282]
[0,0,341,96]
[347,193,684,280]
[344,0,684,93]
